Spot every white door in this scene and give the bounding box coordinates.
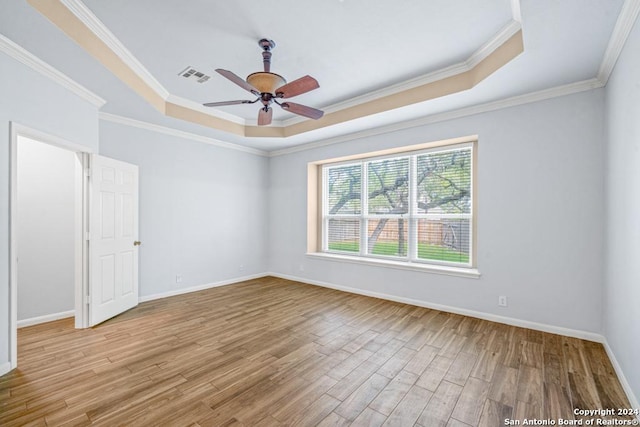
[89,154,139,326]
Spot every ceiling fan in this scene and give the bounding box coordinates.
[203,39,324,126]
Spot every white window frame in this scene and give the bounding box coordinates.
[308,136,479,279]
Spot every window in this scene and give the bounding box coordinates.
[316,139,476,272]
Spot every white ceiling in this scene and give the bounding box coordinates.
[0,0,630,151]
[80,0,514,121]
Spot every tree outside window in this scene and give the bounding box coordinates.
[324,144,473,266]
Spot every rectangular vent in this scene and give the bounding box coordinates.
[178,66,210,83]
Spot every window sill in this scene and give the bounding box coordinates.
[305,252,481,279]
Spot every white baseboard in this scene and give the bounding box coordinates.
[138,273,269,303]
[0,361,11,377]
[5,273,638,413]
[602,339,640,419]
[267,272,605,343]
[14,275,269,327]
[268,273,640,416]
[17,310,75,328]
[267,272,640,412]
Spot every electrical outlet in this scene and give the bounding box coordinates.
[176,275,183,283]
[239,265,245,272]
[498,295,508,307]
[299,264,305,272]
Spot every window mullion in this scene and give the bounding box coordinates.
[322,166,328,251]
[408,155,417,261]
[360,162,368,256]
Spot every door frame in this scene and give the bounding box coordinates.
[9,122,93,369]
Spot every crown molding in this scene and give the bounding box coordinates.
[99,112,268,157]
[0,33,106,107]
[282,61,470,127]
[25,0,632,141]
[30,0,522,138]
[597,0,640,84]
[98,77,602,158]
[56,1,520,129]
[60,0,170,100]
[270,78,604,157]
[466,20,522,69]
[282,19,522,127]
[510,0,522,23]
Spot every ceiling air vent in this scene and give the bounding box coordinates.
[178,66,210,83]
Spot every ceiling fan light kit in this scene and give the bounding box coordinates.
[246,72,286,94]
[203,38,324,126]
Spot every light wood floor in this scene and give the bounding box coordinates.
[0,277,632,426]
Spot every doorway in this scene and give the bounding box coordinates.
[17,136,79,325]
[9,123,89,369]
[9,123,141,370]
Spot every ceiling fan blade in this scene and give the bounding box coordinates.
[203,99,256,107]
[216,69,260,95]
[275,75,319,98]
[280,102,324,120]
[258,107,273,126]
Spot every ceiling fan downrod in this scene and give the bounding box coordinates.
[259,38,276,73]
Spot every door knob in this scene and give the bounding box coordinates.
[133,241,141,246]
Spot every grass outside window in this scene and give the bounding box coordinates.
[316,137,477,270]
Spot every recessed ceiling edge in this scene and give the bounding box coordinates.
[27,0,524,139]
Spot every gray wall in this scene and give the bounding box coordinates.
[2,14,638,408]
[98,121,270,299]
[604,15,640,406]
[1,46,270,370]
[0,52,100,371]
[17,137,76,320]
[269,89,606,335]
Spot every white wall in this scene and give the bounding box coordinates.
[17,137,76,321]
[269,89,606,335]
[604,16,640,407]
[0,52,99,371]
[98,120,269,299]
